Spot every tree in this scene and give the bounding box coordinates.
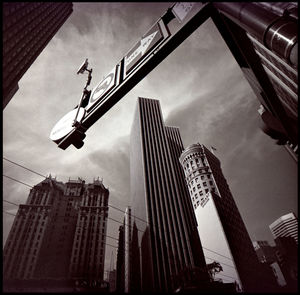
[206,261,223,281]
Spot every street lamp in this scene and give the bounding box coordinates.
[73,58,93,127]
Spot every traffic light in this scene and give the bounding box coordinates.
[71,129,86,149]
[258,106,288,145]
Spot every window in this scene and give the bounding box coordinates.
[203,182,207,186]
[197,184,201,189]
[201,175,204,180]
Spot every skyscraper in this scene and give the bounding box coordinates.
[130,97,209,292]
[269,212,298,244]
[3,176,109,291]
[3,2,73,108]
[212,2,298,161]
[179,144,263,293]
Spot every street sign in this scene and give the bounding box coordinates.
[53,3,212,150]
[172,3,195,23]
[124,22,164,75]
[86,65,119,112]
[50,107,86,142]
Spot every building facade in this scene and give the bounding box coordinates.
[130,97,209,292]
[252,240,285,289]
[124,207,132,293]
[269,212,298,244]
[252,240,278,264]
[3,2,73,108]
[116,224,125,292]
[212,2,298,161]
[273,236,298,291]
[179,143,265,293]
[3,176,109,287]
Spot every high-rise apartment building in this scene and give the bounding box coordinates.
[130,97,209,292]
[212,2,298,161]
[3,2,73,108]
[269,212,298,244]
[179,144,264,293]
[3,176,109,290]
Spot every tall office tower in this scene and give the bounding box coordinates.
[3,2,73,108]
[179,144,263,293]
[212,2,298,161]
[3,176,109,287]
[130,97,209,292]
[69,178,109,281]
[269,212,298,244]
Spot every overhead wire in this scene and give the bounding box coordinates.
[3,157,46,178]
[3,175,33,188]
[3,159,238,267]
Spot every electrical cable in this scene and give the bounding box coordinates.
[3,175,33,188]
[203,246,233,261]
[3,157,46,178]
[3,172,237,263]
[3,200,19,206]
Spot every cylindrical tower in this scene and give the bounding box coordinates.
[179,143,268,293]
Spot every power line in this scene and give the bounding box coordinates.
[3,200,235,264]
[3,157,46,178]
[3,168,239,266]
[203,246,233,261]
[3,158,150,225]
[3,210,16,217]
[3,200,19,206]
[108,203,149,225]
[3,175,33,188]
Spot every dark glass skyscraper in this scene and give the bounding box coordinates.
[130,97,209,292]
[3,2,73,108]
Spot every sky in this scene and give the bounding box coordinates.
[3,3,298,275]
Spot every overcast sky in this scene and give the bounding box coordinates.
[3,3,297,275]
